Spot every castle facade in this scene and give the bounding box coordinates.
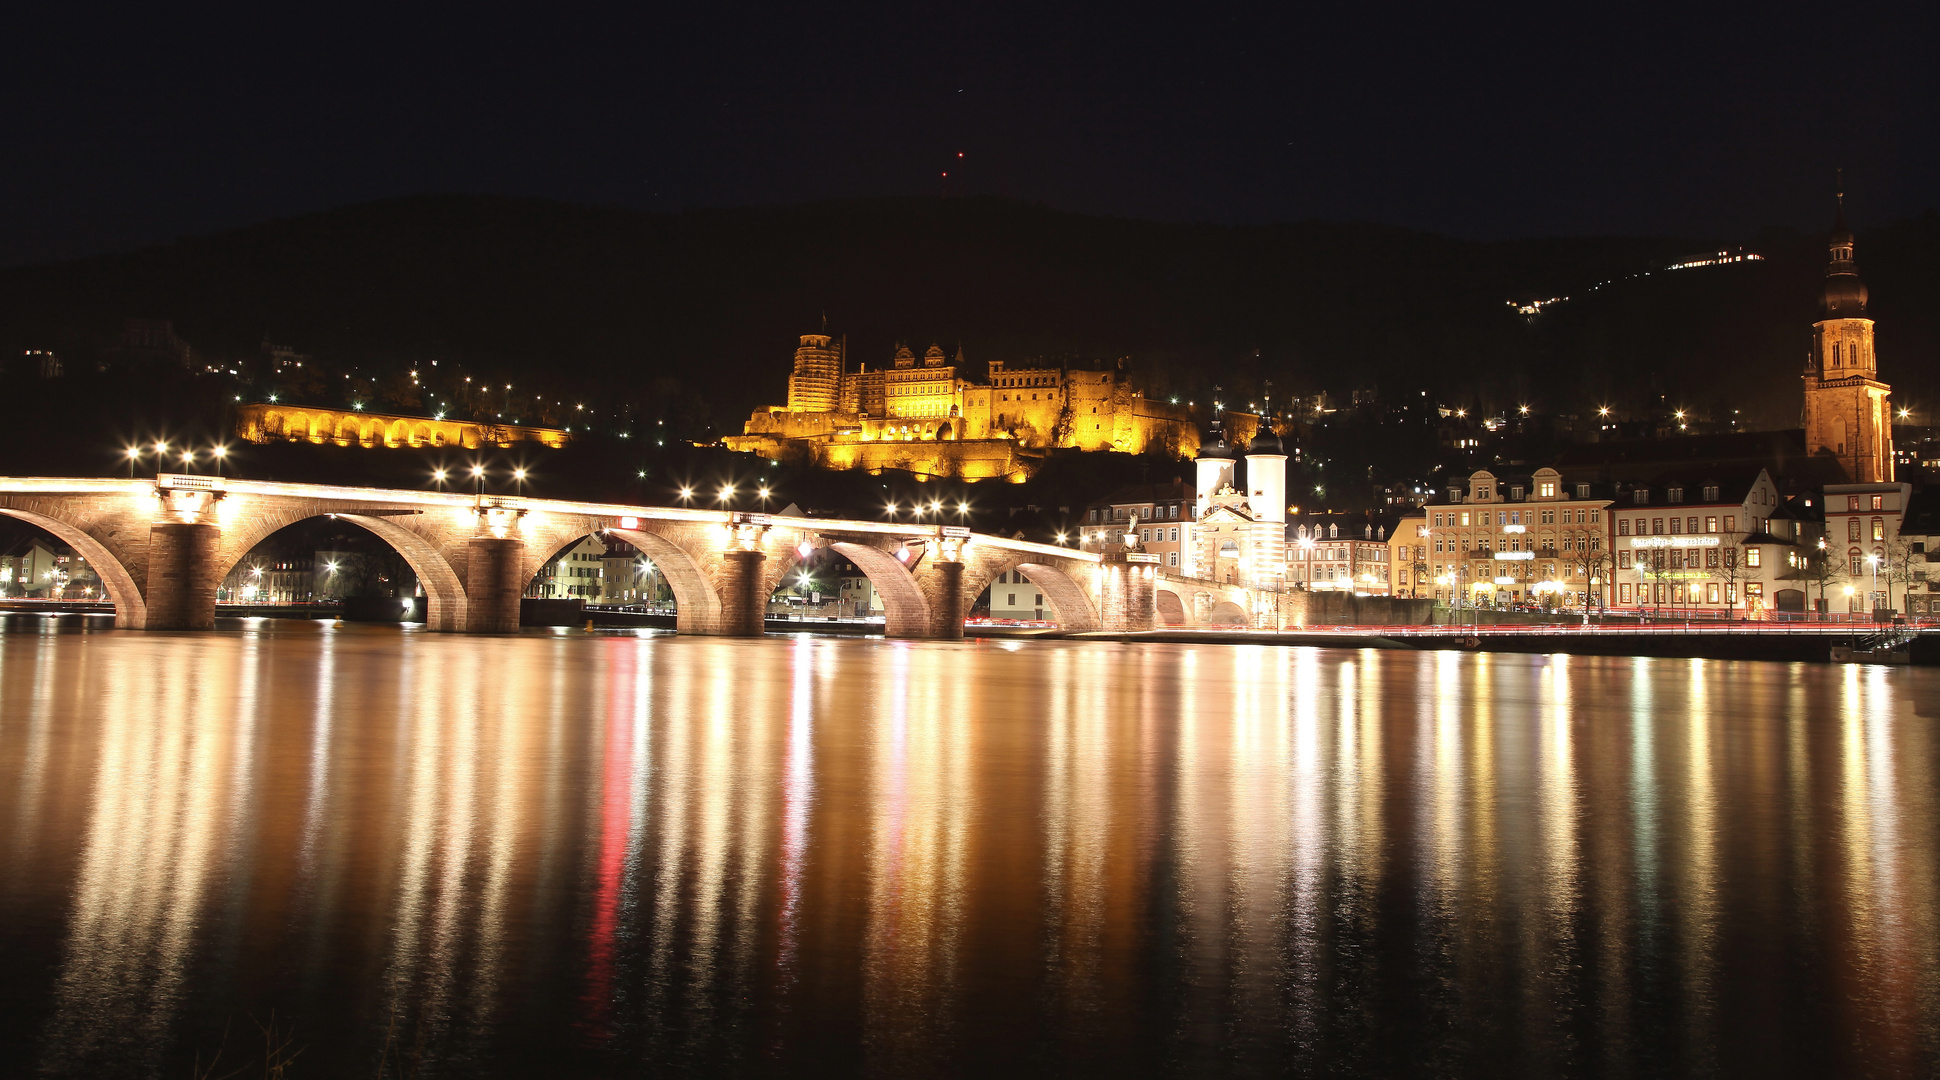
[726,335,1200,480]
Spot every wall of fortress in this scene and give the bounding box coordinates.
[235,403,570,450]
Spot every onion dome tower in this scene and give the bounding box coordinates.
[1195,401,1236,522]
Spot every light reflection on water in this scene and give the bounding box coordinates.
[2,620,1938,1077]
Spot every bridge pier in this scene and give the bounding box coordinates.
[464,535,526,632]
[716,549,768,636]
[926,560,966,639]
[1098,557,1157,632]
[144,521,222,630]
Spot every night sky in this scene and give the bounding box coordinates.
[5,1,1934,268]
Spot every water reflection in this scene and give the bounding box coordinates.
[0,626,1936,1077]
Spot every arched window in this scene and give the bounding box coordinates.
[1849,549,1863,576]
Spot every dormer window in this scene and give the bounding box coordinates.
[1538,482,1556,498]
[1476,486,1490,500]
[1575,483,1591,499]
[1667,487,1684,503]
[1509,486,1525,501]
[1633,490,1650,506]
[1702,485,1719,501]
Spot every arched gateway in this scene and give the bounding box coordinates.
[0,475,1185,637]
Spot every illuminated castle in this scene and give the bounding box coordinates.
[1801,190,1894,482]
[726,333,1201,480]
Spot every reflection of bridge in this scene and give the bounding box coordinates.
[0,475,1281,636]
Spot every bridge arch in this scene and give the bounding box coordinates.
[216,509,469,631]
[0,506,148,629]
[1156,586,1188,627]
[828,541,930,637]
[603,528,725,634]
[1207,599,1248,626]
[970,557,1099,631]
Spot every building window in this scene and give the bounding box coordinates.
[1670,517,1682,535]
[1668,487,1683,503]
[1618,550,1631,569]
[1850,551,1863,576]
[1848,496,1862,511]
[1871,495,1884,510]
[1168,552,1178,566]
[1872,519,1885,542]
[1706,516,1718,533]
[1747,548,1760,568]
[1634,490,1649,505]
[1849,518,1862,541]
[1619,519,1630,536]
[1539,482,1555,498]
[1652,518,1663,534]
[1620,582,1632,604]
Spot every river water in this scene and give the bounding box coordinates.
[2,617,1937,1078]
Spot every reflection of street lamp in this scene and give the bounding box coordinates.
[1867,552,1880,611]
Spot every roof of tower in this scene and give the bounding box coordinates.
[1246,429,1284,455]
[1197,412,1233,460]
[1831,190,1853,245]
[1823,193,1869,318]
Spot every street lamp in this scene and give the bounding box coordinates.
[470,464,486,498]
[211,444,227,478]
[718,484,735,505]
[125,446,140,479]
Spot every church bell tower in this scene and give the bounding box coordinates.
[1801,187,1894,482]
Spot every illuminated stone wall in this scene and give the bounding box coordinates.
[731,343,1201,477]
[235,404,570,450]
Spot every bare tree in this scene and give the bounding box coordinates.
[1799,541,1840,614]
[1880,535,1922,613]
[1707,532,1750,620]
[1568,545,1614,612]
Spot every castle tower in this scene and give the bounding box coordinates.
[1802,191,1894,482]
[786,334,843,413]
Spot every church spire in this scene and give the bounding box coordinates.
[1823,180,1867,318]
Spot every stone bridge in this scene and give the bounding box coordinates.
[0,475,1185,637]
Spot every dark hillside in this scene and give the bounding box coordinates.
[0,195,1932,477]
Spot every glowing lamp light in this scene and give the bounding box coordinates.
[797,541,814,559]
[896,545,912,562]
[619,516,639,530]
[513,468,527,481]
